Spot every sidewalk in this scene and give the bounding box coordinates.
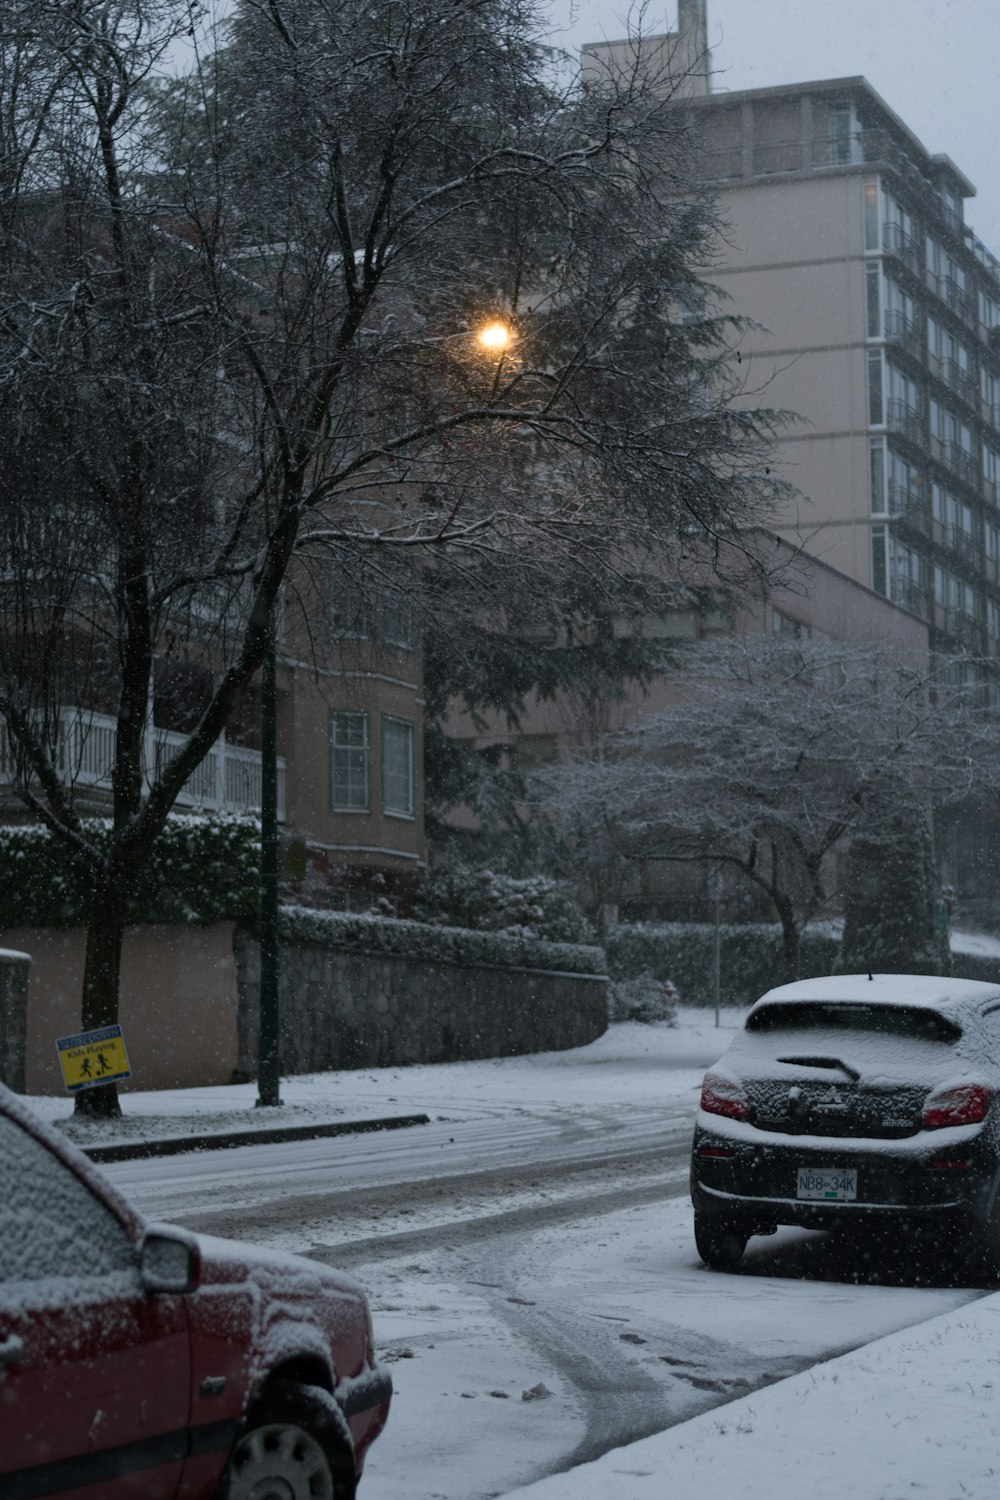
[502,1290,1000,1500]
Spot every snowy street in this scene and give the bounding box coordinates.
[40,1014,988,1500]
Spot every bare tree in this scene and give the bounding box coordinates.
[0,0,786,1115]
[542,637,977,982]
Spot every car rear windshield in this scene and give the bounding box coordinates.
[746,1002,961,1045]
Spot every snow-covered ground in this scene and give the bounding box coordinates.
[502,1292,1000,1500]
[24,1007,1000,1500]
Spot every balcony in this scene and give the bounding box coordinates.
[886,481,925,522]
[943,609,981,649]
[945,442,979,488]
[881,221,922,277]
[0,709,285,821]
[941,359,977,407]
[883,308,923,361]
[947,527,980,566]
[889,576,930,618]
[885,397,925,448]
[942,276,975,325]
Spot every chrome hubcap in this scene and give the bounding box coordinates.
[226,1422,335,1500]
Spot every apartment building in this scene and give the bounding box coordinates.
[681,74,1000,669]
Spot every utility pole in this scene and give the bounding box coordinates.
[257,602,281,1107]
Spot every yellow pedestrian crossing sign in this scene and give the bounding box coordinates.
[56,1024,132,1093]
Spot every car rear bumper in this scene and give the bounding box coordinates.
[691,1121,996,1231]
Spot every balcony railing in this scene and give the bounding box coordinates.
[942,276,975,325]
[881,221,922,277]
[889,576,930,618]
[886,481,925,521]
[0,709,285,821]
[947,527,980,566]
[943,609,980,649]
[885,397,925,448]
[883,308,922,360]
[945,442,979,487]
[941,359,977,407]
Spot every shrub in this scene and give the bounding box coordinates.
[278,903,605,975]
[607,971,679,1024]
[0,814,260,927]
[412,866,595,944]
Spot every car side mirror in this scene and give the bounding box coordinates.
[141,1226,200,1294]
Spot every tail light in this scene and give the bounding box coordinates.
[700,1071,748,1122]
[922,1081,993,1130]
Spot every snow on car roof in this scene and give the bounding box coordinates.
[752,974,1000,1011]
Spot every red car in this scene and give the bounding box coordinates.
[0,1082,391,1499]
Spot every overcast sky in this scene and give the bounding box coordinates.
[543,0,1000,252]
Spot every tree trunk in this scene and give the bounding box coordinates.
[773,895,801,985]
[73,885,127,1120]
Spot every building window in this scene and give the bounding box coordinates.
[871,524,887,595]
[771,608,811,640]
[867,352,884,425]
[330,711,370,811]
[869,440,886,514]
[381,595,415,649]
[381,715,414,817]
[863,178,880,252]
[331,576,370,639]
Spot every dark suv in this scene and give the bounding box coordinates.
[690,974,1000,1275]
[0,1082,391,1499]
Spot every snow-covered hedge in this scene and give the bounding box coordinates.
[0,814,260,927]
[605,921,841,1007]
[278,903,606,975]
[411,866,595,944]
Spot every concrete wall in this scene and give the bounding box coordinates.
[0,924,240,1095]
[234,929,609,1078]
[1,923,607,1094]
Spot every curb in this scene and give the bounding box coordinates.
[80,1112,431,1163]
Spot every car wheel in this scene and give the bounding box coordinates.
[219,1379,353,1500]
[693,1212,749,1271]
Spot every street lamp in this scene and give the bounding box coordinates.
[476,320,513,353]
[257,600,281,1108]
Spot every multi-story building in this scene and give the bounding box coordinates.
[689,73,1000,668]
[584,7,1000,669]
[577,4,1000,914]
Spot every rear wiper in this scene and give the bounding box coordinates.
[776,1054,861,1082]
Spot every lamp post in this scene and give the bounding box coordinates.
[257,600,281,1108]
[709,866,723,1028]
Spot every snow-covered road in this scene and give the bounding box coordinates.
[78,1015,989,1499]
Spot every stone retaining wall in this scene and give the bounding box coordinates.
[0,947,31,1094]
[234,929,608,1077]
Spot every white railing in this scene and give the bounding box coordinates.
[2,709,285,821]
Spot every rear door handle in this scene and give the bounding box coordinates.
[0,1335,23,1367]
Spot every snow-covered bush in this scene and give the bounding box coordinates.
[278,903,605,975]
[605,922,841,1007]
[0,814,260,927]
[412,866,595,944]
[607,971,679,1024]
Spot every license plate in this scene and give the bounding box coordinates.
[796,1167,857,1201]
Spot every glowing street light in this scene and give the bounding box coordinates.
[476,320,513,353]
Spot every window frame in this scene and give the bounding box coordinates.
[329,710,371,813]
[381,713,415,819]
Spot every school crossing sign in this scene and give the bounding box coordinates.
[56,1024,132,1093]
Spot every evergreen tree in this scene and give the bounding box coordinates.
[838,813,951,977]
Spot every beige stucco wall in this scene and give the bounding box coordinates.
[713,172,873,586]
[1,923,240,1096]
